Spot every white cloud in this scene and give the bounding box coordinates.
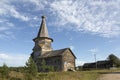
[0,0,30,21]
[0,31,15,40]
[0,27,10,31]
[0,0,120,38]
[50,0,120,38]
[69,46,75,50]
[89,48,99,54]
[0,53,29,67]
[76,60,85,66]
[10,7,30,21]
[0,19,15,40]
[0,21,14,31]
[26,0,47,10]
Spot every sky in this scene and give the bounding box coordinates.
[0,0,120,67]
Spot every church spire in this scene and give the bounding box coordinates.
[33,16,53,56]
[37,16,49,38]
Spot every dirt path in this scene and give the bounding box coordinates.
[97,72,120,80]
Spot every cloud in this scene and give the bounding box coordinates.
[89,48,99,54]
[0,53,29,67]
[10,7,30,21]
[0,19,15,40]
[69,46,75,50]
[25,0,48,10]
[0,31,15,40]
[1,0,120,38]
[0,0,30,21]
[50,0,120,38]
[0,0,46,39]
[76,60,85,66]
[0,20,14,31]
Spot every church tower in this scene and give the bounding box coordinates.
[32,16,53,61]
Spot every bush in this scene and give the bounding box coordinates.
[1,63,9,78]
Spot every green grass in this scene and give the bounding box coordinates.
[0,69,120,80]
[46,71,99,80]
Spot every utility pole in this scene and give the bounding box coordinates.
[94,53,97,69]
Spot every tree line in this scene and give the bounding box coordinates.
[77,54,120,71]
[0,54,120,79]
[0,56,37,80]
[0,56,56,80]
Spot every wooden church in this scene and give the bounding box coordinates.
[31,16,76,71]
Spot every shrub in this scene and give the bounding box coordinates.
[1,63,9,78]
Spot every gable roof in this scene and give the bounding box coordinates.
[39,48,76,59]
[67,48,76,59]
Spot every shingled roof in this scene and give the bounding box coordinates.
[37,16,49,38]
[33,16,53,42]
[39,48,76,58]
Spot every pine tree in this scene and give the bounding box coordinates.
[25,56,38,76]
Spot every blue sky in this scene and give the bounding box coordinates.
[0,0,120,67]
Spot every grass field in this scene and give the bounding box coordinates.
[0,69,119,80]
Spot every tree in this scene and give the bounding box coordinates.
[25,56,38,76]
[41,59,47,72]
[41,59,54,72]
[108,54,120,67]
[1,63,9,78]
